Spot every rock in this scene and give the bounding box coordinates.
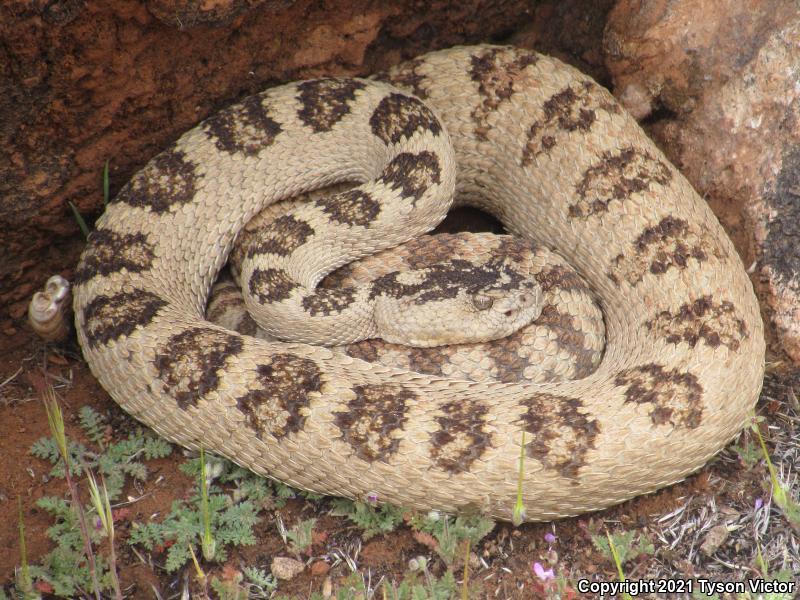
[604,0,797,120]
[758,140,800,362]
[310,560,331,576]
[605,0,800,364]
[0,0,544,310]
[510,0,616,84]
[700,524,730,556]
[271,556,305,580]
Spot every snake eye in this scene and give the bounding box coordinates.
[472,294,493,311]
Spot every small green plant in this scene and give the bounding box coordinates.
[23,397,170,597]
[460,536,470,600]
[331,498,406,539]
[208,566,278,600]
[242,566,279,598]
[31,405,173,500]
[297,573,368,600]
[102,159,110,206]
[129,453,262,572]
[68,202,91,238]
[41,390,102,599]
[210,574,243,600]
[69,160,109,238]
[731,434,761,468]
[199,447,217,560]
[16,498,38,600]
[750,414,800,530]
[591,529,654,565]
[26,494,115,597]
[86,473,122,600]
[512,430,527,526]
[409,512,494,567]
[605,530,633,600]
[286,517,316,555]
[382,570,458,600]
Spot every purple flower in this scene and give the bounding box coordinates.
[366,492,379,505]
[532,562,555,581]
[755,497,763,511]
[544,532,556,544]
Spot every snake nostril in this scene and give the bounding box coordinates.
[504,310,513,317]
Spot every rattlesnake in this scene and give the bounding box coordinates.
[71,45,764,521]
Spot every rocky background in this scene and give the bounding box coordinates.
[2,0,799,364]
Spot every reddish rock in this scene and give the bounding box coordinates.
[0,0,544,316]
[310,560,331,576]
[605,1,800,364]
[604,0,797,120]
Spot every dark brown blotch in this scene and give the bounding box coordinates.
[569,147,673,219]
[74,229,155,285]
[297,78,367,132]
[646,295,748,351]
[519,393,599,479]
[484,332,530,383]
[608,216,714,285]
[248,268,298,304]
[154,327,244,409]
[489,236,537,264]
[430,400,492,474]
[315,189,380,227]
[522,81,619,165]
[373,57,429,99]
[370,259,524,305]
[246,215,314,258]
[378,150,441,203]
[469,47,540,139]
[406,347,448,377]
[369,92,441,145]
[615,363,703,429]
[334,383,413,462]
[204,93,282,156]
[302,287,357,316]
[535,264,588,293]
[236,353,322,439]
[82,289,168,349]
[536,305,597,379]
[400,236,461,269]
[112,148,199,214]
[343,340,382,364]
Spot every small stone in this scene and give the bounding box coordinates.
[310,560,330,576]
[700,524,729,556]
[322,577,333,598]
[271,556,305,580]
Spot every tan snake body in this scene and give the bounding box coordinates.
[73,46,764,521]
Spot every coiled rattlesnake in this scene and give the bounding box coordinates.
[72,45,764,521]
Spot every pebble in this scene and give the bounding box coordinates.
[700,524,730,556]
[271,556,305,580]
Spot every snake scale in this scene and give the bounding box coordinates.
[73,46,765,521]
